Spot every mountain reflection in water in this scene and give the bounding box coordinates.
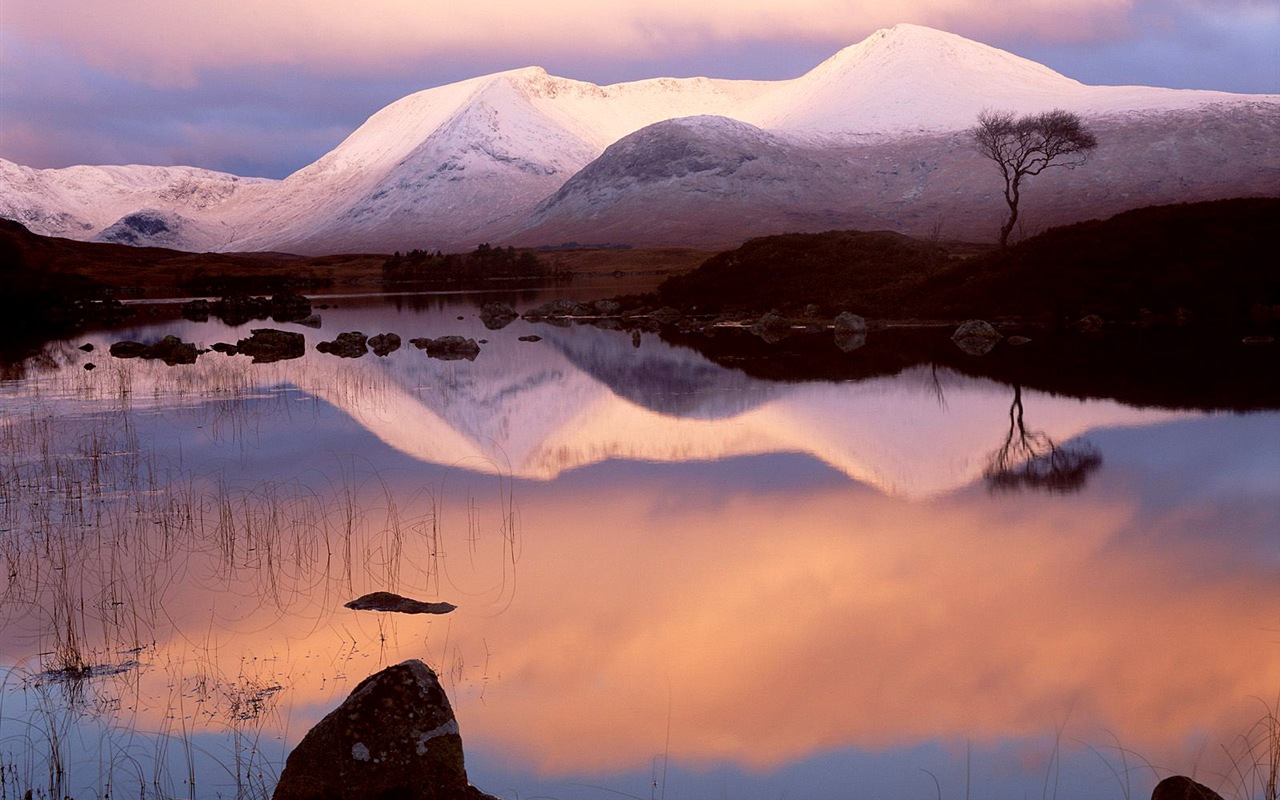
[0,300,1276,800]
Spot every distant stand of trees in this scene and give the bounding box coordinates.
[382,243,556,284]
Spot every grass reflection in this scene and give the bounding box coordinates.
[0,354,515,799]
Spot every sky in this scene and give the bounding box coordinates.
[1,0,1277,179]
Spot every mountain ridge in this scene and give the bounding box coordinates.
[2,23,1276,254]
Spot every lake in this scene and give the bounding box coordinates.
[1,294,1277,800]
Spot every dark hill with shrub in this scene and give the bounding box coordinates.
[657,229,953,316]
[657,198,1279,324]
[923,197,1278,323]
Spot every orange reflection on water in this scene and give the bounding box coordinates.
[452,477,1278,778]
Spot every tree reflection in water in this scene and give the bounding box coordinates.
[984,385,1102,493]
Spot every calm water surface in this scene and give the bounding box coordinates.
[1,297,1277,799]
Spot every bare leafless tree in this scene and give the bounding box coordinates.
[970,109,1098,248]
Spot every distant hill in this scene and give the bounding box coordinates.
[0,218,382,298]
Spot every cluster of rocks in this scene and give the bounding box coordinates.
[517,298,670,328]
[182,294,315,326]
[318,331,385,358]
[409,335,482,361]
[105,328,489,368]
[215,329,307,363]
[109,335,201,365]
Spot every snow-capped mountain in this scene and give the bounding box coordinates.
[513,105,1280,248]
[0,159,273,250]
[2,24,1276,253]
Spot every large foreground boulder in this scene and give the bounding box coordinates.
[1151,776,1224,800]
[273,660,496,800]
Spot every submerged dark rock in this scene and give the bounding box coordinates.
[521,298,595,321]
[368,333,401,357]
[834,330,867,353]
[834,312,867,334]
[410,336,481,361]
[834,312,869,352]
[234,329,305,363]
[272,660,496,800]
[183,294,313,326]
[317,331,369,358]
[750,311,792,343]
[1076,313,1105,333]
[345,592,456,615]
[109,335,201,365]
[951,319,1002,356]
[651,306,683,325]
[180,298,211,321]
[1150,776,1224,800]
[479,302,518,330]
[269,293,313,323]
[518,335,542,343]
[108,341,148,359]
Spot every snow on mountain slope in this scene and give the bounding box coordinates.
[2,23,1275,253]
[753,24,1255,139]
[0,159,272,247]
[511,115,863,248]
[221,70,604,253]
[91,208,235,250]
[514,104,1280,247]
[220,68,784,254]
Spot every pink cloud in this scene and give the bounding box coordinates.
[6,0,1135,86]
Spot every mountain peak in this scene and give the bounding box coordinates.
[814,22,1072,86]
[756,23,1086,136]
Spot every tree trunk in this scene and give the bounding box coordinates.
[1000,176,1021,249]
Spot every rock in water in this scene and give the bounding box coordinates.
[951,319,1002,356]
[750,311,791,343]
[479,302,518,330]
[234,329,305,363]
[1150,776,1224,800]
[368,333,402,357]
[833,311,867,334]
[108,335,201,365]
[272,660,496,800]
[408,336,481,361]
[317,331,369,358]
[345,592,456,614]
